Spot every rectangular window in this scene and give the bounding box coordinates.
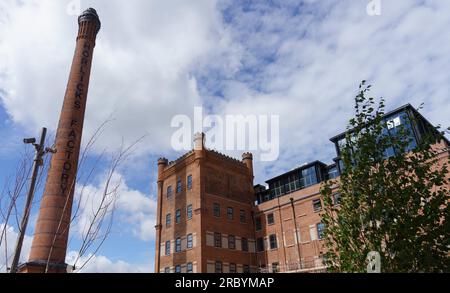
[187,204,193,220]
[175,265,181,273]
[229,263,236,273]
[176,179,182,193]
[243,265,250,273]
[241,237,248,252]
[228,235,235,250]
[270,179,284,197]
[227,207,234,220]
[327,166,339,180]
[256,237,264,252]
[187,234,193,249]
[165,240,170,255]
[175,238,181,252]
[164,267,170,273]
[333,193,341,205]
[272,262,279,273]
[312,199,322,212]
[215,261,222,273]
[165,213,171,227]
[300,166,318,188]
[175,209,181,224]
[187,262,193,273]
[269,234,278,249]
[267,213,274,225]
[239,210,246,223]
[255,216,262,231]
[214,232,222,248]
[317,223,325,240]
[187,175,192,190]
[213,203,220,217]
[167,186,172,198]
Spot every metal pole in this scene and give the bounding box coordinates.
[10,127,47,273]
[290,197,302,270]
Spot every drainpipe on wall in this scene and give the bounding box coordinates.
[290,197,302,270]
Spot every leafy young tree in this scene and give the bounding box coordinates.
[320,81,450,272]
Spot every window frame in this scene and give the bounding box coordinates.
[239,210,246,223]
[187,262,193,273]
[256,237,264,252]
[272,262,279,273]
[215,261,222,273]
[213,203,220,217]
[175,209,181,224]
[166,185,172,198]
[269,234,278,249]
[187,233,193,249]
[214,232,222,248]
[228,235,236,250]
[227,207,234,220]
[175,237,181,252]
[165,240,170,256]
[312,199,322,212]
[176,179,182,193]
[317,222,325,240]
[187,204,193,220]
[241,237,248,252]
[187,175,193,190]
[165,213,171,227]
[229,263,236,273]
[267,213,275,225]
[175,265,181,273]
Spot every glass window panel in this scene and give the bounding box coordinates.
[187,262,193,273]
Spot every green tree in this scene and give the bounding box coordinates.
[320,81,450,272]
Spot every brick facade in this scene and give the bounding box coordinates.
[154,104,449,273]
[154,133,256,273]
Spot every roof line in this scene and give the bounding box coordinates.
[265,160,327,183]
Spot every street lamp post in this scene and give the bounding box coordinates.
[9,127,56,273]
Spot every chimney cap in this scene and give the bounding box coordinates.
[242,152,253,160]
[193,132,205,139]
[193,132,206,150]
[157,157,168,164]
[78,8,101,32]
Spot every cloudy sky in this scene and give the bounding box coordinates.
[1,0,449,272]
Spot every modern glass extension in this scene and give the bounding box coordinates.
[255,104,444,205]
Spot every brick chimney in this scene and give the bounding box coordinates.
[20,8,101,273]
[242,152,254,179]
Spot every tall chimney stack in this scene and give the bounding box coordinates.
[20,8,101,273]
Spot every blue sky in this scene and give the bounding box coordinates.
[1,0,450,272]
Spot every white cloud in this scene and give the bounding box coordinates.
[0,223,33,273]
[65,250,152,273]
[115,174,157,242]
[0,0,237,156]
[205,1,450,182]
[2,0,450,272]
[72,171,156,243]
[0,224,150,273]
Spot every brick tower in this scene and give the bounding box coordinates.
[154,133,256,273]
[19,8,101,273]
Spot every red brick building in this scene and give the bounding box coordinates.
[154,133,256,273]
[154,104,449,273]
